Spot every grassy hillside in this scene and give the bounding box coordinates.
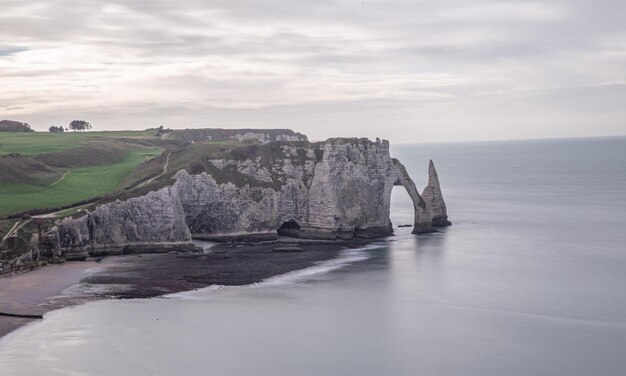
[0,147,161,216]
[36,142,131,168]
[111,140,248,202]
[0,130,263,217]
[0,154,62,185]
[0,130,165,217]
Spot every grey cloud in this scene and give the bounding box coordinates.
[0,0,624,141]
[0,46,28,56]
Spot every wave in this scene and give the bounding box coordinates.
[165,243,385,299]
[255,243,385,287]
[192,240,219,253]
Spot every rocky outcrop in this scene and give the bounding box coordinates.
[46,187,196,259]
[43,136,450,258]
[0,234,40,274]
[422,160,451,227]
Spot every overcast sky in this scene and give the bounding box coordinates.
[1,0,624,142]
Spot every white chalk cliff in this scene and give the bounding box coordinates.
[44,136,451,258]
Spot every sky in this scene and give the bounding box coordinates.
[0,0,625,142]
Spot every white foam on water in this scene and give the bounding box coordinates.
[192,239,219,253]
[163,284,224,299]
[164,243,386,300]
[255,244,384,287]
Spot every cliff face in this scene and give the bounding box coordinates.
[305,138,397,238]
[175,171,282,240]
[173,138,400,240]
[50,187,195,259]
[43,137,449,258]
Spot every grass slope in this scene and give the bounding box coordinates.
[0,131,154,155]
[0,147,161,216]
[36,142,131,168]
[0,154,62,185]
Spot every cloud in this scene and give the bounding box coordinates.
[0,46,28,57]
[0,0,624,141]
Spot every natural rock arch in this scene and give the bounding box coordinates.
[391,159,434,234]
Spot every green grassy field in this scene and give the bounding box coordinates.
[0,129,263,218]
[0,147,161,216]
[0,131,153,155]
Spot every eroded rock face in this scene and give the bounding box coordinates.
[175,171,282,241]
[47,187,195,258]
[421,160,452,227]
[46,137,450,258]
[175,138,403,240]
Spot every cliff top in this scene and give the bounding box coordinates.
[168,128,308,143]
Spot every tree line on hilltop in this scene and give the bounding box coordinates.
[0,119,94,133]
[0,120,34,132]
[49,120,92,133]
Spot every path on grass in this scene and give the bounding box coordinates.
[32,205,88,219]
[1,219,31,242]
[49,171,69,186]
[138,151,170,188]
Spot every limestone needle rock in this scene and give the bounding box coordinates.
[422,160,452,227]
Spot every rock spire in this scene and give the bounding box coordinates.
[421,160,451,227]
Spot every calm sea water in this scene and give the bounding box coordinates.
[1,137,626,375]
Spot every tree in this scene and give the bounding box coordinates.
[0,120,34,132]
[69,120,92,131]
[154,125,171,137]
[48,126,64,133]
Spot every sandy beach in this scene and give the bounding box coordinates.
[0,239,367,339]
[0,261,99,338]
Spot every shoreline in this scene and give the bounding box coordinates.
[0,238,377,339]
[0,260,101,339]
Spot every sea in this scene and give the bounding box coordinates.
[1,137,625,375]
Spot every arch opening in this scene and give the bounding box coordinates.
[277,220,301,237]
[391,159,434,234]
[390,185,415,232]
